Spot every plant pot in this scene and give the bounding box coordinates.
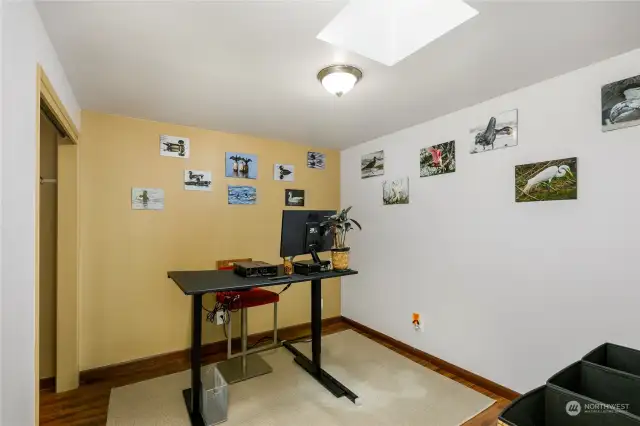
[331,248,350,271]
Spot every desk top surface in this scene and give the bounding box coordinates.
[168,266,358,295]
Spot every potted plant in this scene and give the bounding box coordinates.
[321,207,361,271]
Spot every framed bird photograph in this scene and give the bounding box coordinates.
[225,152,257,179]
[285,189,305,207]
[274,164,294,181]
[420,141,455,177]
[515,157,577,203]
[160,135,190,158]
[307,152,325,169]
[469,109,518,154]
[382,177,409,205]
[602,74,640,132]
[184,169,212,191]
[361,150,384,178]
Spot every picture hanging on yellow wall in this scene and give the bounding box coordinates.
[307,152,325,169]
[228,185,257,205]
[285,189,305,207]
[274,164,294,181]
[226,152,257,179]
[160,135,189,158]
[184,170,212,191]
[132,188,164,210]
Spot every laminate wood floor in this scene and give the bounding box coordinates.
[40,320,509,426]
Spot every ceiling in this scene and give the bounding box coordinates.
[37,1,640,149]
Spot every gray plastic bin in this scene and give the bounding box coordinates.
[200,365,228,425]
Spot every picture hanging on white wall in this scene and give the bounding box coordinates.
[361,150,384,178]
[184,170,212,191]
[274,164,294,181]
[515,157,577,203]
[382,177,409,205]
[307,152,326,169]
[160,135,189,158]
[420,141,455,177]
[469,109,518,154]
[602,74,640,132]
[132,188,165,210]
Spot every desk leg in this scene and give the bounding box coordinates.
[283,279,359,404]
[182,294,205,426]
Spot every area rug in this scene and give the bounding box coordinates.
[107,329,494,426]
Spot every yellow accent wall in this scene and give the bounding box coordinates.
[79,111,341,370]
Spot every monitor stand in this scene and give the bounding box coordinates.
[293,245,331,275]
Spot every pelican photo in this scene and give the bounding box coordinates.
[420,141,455,177]
[602,74,640,132]
[515,157,577,203]
[274,164,294,181]
[382,177,409,205]
[361,150,384,178]
[285,189,305,207]
[469,109,518,154]
[132,188,164,210]
[226,152,257,179]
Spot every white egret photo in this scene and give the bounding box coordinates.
[132,188,165,210]
[361,150,384,178]
[160,135,189,158]
[602,74,640,132]
[382,177,409,205]
[515,157,577,203]
[184,170,212,191]
[469,109,518,154]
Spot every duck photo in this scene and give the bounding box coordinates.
[285,189,305,207]
[274,164,294,181]
[160,135,190,158]
[307,151,326,169]
[361,150,384,178]
[184,169,212,191]
[515,157,577,203]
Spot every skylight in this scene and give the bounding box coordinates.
[317,0,479,66]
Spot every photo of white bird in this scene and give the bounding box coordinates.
[285,189,305,206]
[516,158,577,203]
[382,177,409,205]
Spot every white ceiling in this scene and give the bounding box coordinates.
[37,1,640,149]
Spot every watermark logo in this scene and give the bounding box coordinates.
[566,401,582,416]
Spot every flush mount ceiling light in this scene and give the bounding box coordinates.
[317,0,479,66]
[317,65,363,97]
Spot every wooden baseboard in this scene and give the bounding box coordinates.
[342,316,520,401]
[79,316,343,385]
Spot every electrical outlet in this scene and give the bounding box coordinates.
[412,313,424,332]
[216,310,225,326]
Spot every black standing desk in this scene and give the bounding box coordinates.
[168,266,359,426]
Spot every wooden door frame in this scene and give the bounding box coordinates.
[36,64,80,420]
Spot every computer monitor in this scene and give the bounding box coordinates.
[280,210,336,263]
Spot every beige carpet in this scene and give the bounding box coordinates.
[107,330,494,426]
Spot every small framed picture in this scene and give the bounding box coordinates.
[184,170,212,191]
[307,152,325,169]
[285,189,305,207]
[274,164,294,181]
[160,135,189,158]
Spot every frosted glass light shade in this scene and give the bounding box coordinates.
[317,65,363,97]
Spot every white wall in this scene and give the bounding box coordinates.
[1,2,80,424]
[341,48,640,393]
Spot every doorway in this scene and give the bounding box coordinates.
[38,109,59,389]
[36,65,81,419]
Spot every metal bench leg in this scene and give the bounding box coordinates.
[273,302,278,345]
[241,307,248,376]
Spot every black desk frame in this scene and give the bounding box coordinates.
[169,268,358,426]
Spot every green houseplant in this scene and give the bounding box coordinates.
[321,207,361,271]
